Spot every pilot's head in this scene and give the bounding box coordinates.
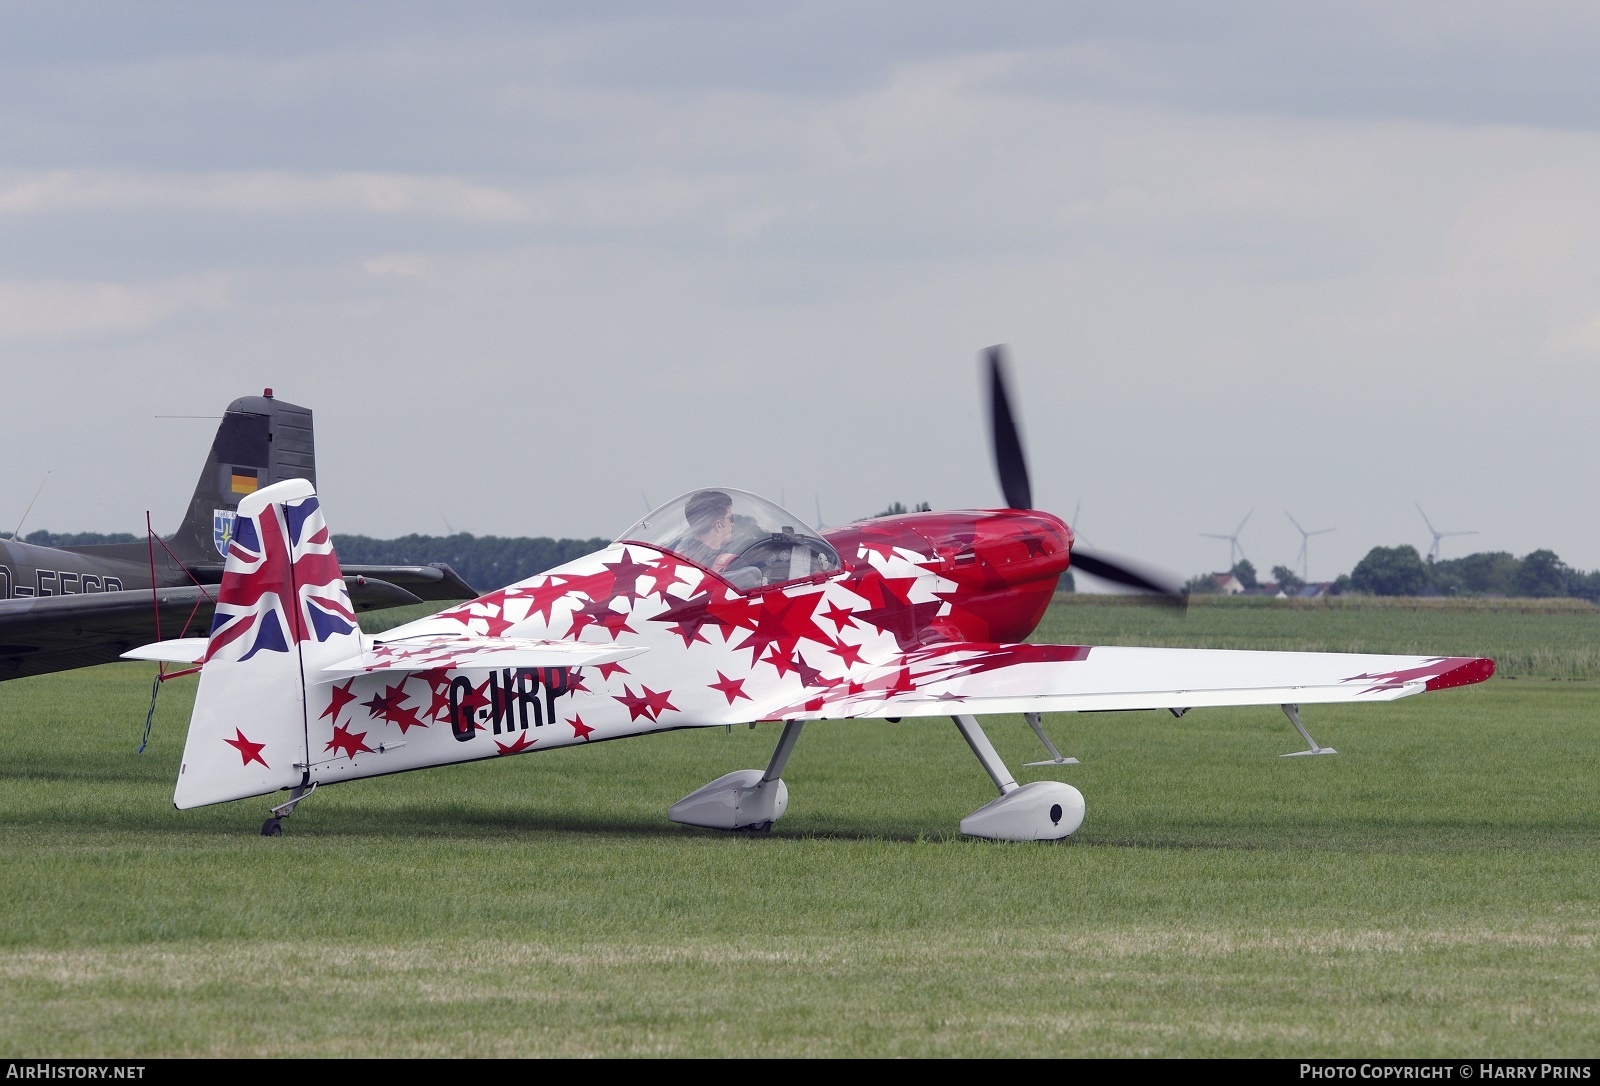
[686,489,734,548]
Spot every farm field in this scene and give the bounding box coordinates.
[1,597,1597,1057]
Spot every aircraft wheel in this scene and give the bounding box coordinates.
[260,818,284,837]
[739,821,773,834]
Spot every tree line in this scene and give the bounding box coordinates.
[1184,546,1600,601]
[21,529,608,595]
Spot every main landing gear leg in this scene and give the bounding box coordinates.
[669,721,802,832]
[952,714,1084,841]
[1022,711,1079,766]
[1279,703,1337,757]
[261,780,317,837]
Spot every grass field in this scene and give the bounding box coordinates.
[2,598,1597,1056]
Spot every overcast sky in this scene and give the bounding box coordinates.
[4,2,1599,586]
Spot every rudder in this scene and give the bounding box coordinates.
[167,391,316,568]
[174,478,360,809]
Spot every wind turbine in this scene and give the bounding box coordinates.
[1415,503,1477,562]
[1200,508,1252,569]
[1068,500,1089,546]
[1285,511,1335,583]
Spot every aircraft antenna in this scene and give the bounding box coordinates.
[9,471,50,542]
[814,494,825,529]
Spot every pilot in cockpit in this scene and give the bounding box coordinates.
[669,489,739,574]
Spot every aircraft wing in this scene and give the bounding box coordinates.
[339,564,477,601]
[188,562,477,601]
[764,642,1494,720]
[0,586,223,681]
[322,633,646,678]
[0,578,423,683]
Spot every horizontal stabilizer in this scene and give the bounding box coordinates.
[122,637,209,664]
[322,633,646,678]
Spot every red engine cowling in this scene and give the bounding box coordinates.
[822,509,1073,644]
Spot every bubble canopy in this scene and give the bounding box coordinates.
[616,488,841,591]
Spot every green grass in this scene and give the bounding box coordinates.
[1042,593,1600,679]
[2,601,1598,1056]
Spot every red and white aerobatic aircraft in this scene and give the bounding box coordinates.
[129,349,1494,839]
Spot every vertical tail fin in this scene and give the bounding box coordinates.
[166,390,316,567]
[174,478,360,809]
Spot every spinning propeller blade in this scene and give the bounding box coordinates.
[982,344,1185,607]
[986,346,1032,512]
[1068,549,1185,605]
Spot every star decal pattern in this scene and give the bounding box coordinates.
[325,722,375,760]
[224,728,269,768]
[306,507,1097,765]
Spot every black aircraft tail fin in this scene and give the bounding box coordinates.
[164,390,317,568]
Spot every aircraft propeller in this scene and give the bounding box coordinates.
[983,345,1186,607]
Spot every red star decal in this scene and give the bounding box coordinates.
[651,589,736,646]
[453,678,492,730]
[568,715,595,741]
[885,667,916,696]
[793,655,831,688]
[708,671,751,705]
[494,732,537,755]
[829,637,866,668]
[614,684,677,723]
[568,596,636,641]
[763,645,799,678]
[325,722,374,760]
[417,669,456,722]
[502,576,574,626]
[319,678,357,725]
[362,681,426,733]
[601,549,653,605]
[820,601,859,632]
[849,573,942,651]
[596,661,631,681]
[477,610,516,637]
[642,556,692,597]
[615,685,653,722]
[666,620,711,648]
[224,728,269,768]
[642,685,678,719]
[732,589,830,667]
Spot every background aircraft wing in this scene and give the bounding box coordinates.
[188,561,476,601]
[338,563,477,601]
[763,642,1494,720]
[0,587,219,681]
[0,578,423,683]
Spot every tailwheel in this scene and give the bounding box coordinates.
[260,818,284,837]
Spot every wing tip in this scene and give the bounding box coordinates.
[1424,657,1496,691]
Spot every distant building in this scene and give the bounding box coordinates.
[1236,580,1335,599]
[1209,572,1246,595]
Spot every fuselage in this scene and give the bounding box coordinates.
[0,537,166,600]
[300,501,1075,789]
